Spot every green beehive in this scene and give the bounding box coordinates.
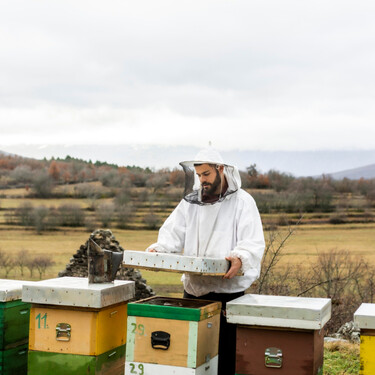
[28,345,126,375]
[0,279,33,375]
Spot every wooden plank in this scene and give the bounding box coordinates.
[122,263,227,276]
[196,314,220,367]
[125,356,218,375]
[128,297,221,322]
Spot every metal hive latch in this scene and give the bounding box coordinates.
[265,347,283,368]
[56,323,71,341]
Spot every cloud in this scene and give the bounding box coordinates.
[0,0,375,151]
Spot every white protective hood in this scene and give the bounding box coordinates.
[179,147,242,205]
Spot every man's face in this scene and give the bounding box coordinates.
[194,164,222,195]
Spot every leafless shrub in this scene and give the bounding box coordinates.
[15,249,31,277]
[255,220,300,295]
[33,255,55,279]
[116,203,135,229]
[96,202,115,227]
[143,212,161,229]
[15,202,34,226]
[32,206,50,234]
[0,250,15,278]
[25,257,37,278]
[57,204,85,227]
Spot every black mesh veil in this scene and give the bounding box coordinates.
[179,162,241,205]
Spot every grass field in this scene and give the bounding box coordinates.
[1,222,375,287]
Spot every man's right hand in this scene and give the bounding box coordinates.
[148,248,157,252]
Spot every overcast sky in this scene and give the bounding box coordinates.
[1,0,375,154]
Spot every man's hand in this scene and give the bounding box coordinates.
[148,248,157,252]
[224,256,242,279]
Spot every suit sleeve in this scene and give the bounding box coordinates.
[146,200,186,254]
[230,196,265,276]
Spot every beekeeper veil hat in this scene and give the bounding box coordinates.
[179,147,241,205]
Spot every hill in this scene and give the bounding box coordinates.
[2,144,375,176]
[328,163,375,180]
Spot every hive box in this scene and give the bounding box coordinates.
[123,250,234,276]
[354,303,375,375]
[22,277,135,375]
[27,344,126,375]
[125,296,221,374]
[0,279,34,375]
[227,294,331,375]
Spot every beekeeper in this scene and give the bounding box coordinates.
[147,147,265,375]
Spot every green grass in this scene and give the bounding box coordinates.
[323,341,360,374]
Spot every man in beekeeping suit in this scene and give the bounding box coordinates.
[147,147,265,375]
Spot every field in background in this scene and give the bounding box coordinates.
[1,223,375,297]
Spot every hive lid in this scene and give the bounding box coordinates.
[128,296,221,321]
[22,277,135,308]
[123,250,237,276]
[0,279,35,302]
[226,294,331,330]
[354,303,375,330]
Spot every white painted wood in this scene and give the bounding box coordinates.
[354,303,375,329]
[22,276,134,308]
[226,294,331,330]
[0,279,35,302]
[123,250,232,275]
[125,356,218,375]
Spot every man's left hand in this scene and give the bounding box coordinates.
[223,256,242,279]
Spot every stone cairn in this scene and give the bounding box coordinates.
[58,229,155,301]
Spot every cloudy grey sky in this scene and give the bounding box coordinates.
[1,0,375,153]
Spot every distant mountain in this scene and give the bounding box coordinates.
[1,144,375,177]
[328,163,375,180]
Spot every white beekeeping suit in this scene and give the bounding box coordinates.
[147,148,265,297]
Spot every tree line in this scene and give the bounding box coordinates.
[0,249,54,279]
[1,155,375,230]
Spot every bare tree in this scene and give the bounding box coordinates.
[143,212,161,230]
[33,256,55,279]
[15,249,30,277]
[25,257,37,278]
[0,250,15,278]
[32,206,49,234]
[96,202,115,227]
[255,219,301,295]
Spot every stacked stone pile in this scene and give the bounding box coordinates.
[330,321,360,343]
[58,229,155,300]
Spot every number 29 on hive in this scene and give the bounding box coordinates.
[128,363,144,374]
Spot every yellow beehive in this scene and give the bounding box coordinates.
[23,277,134,357]
[354,303,375,375]
[29,302,127,355]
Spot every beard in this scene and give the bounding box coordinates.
[202,170,222,195]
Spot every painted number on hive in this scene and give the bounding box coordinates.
[36,313,48,329]
[131,323,145,336]
[129,363,144,374]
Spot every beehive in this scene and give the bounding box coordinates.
[354,303,375,375]
[22,277,134,375]
[227,294,331,375]
[0,279,33,375]
[125,296,221,374]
